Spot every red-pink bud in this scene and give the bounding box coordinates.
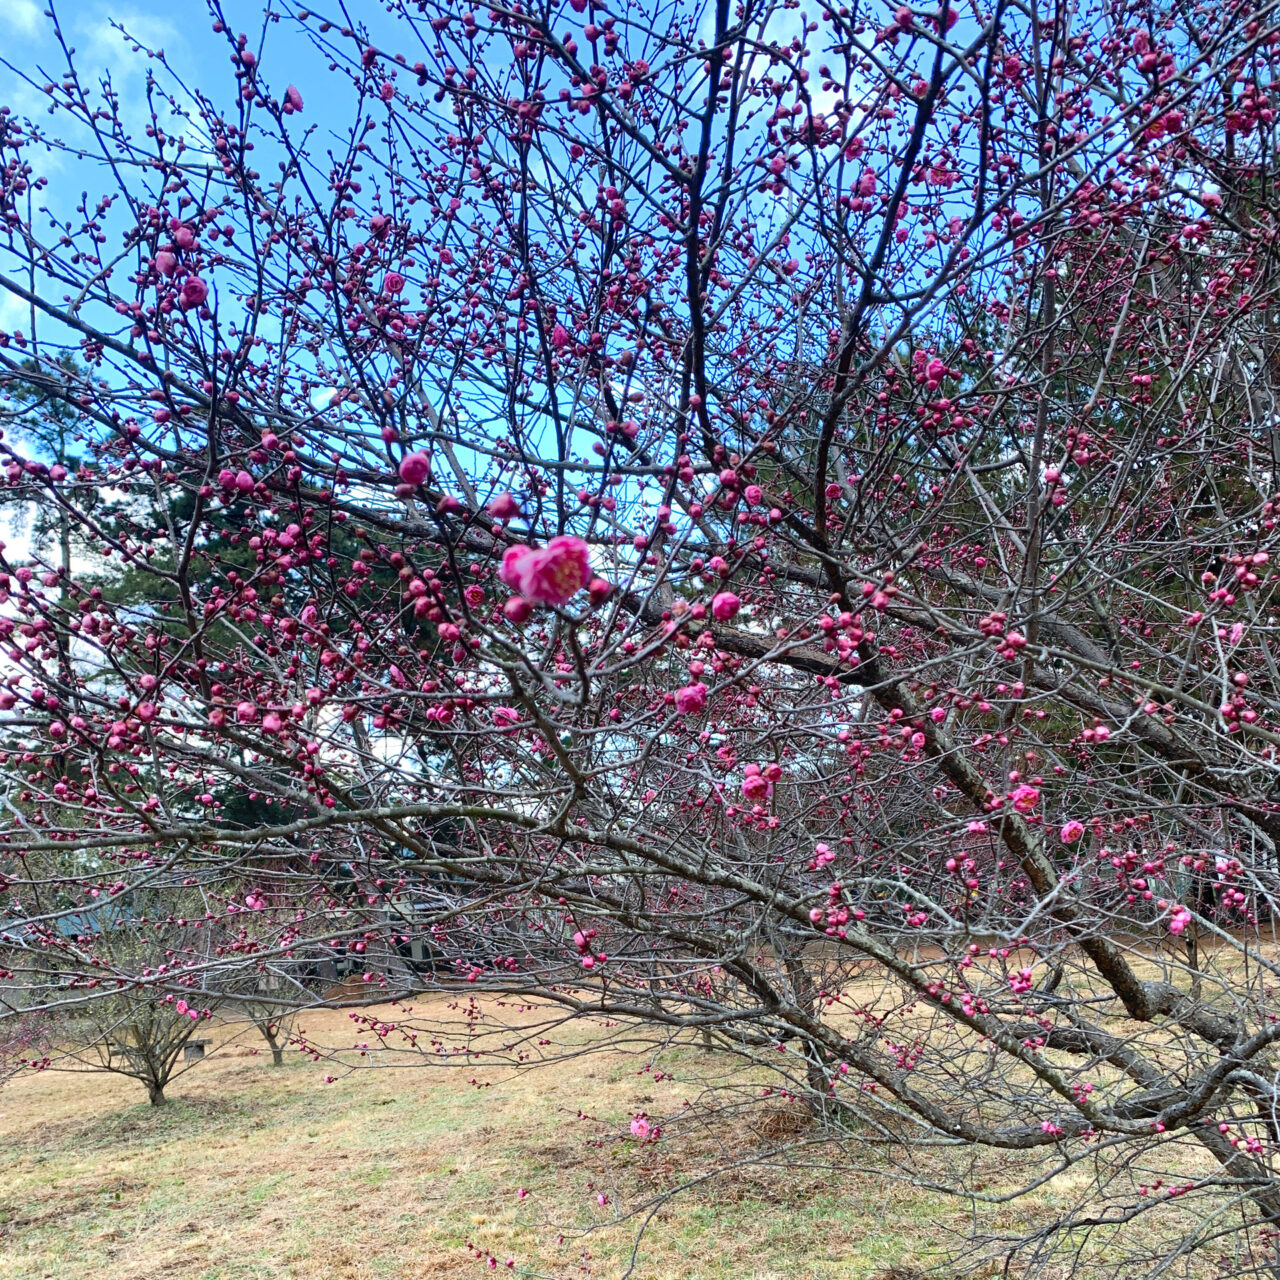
[399,452,430,485]
[503,595,533,624]
[711,591,740,622]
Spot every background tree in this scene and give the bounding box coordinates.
[3,896,221,1106]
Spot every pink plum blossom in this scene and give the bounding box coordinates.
[499,537,592,606]
[179,276,209,310]
[742,764,770,802]
[711,591,741,621]
[399,452,430,485]
[488,492,522,520]
[1009,784,1040,813]
[503,595,533,623]
[674,682,708,715]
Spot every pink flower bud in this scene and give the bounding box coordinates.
[398,452,430,485]
[487,492,522,520]
[711,591,740,622]
[674,682,708,715]
[503,595,532,624]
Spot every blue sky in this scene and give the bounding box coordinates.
[1,0,221,331]
[0,0,353,273]
[0,0,1006,550]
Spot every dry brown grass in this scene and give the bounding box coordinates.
[0,993,1217,1279]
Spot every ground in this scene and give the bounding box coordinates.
[0,995,1160,1279]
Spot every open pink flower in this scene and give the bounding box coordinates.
[488,492,522,520]
[674,682,708,715]
[1060,819,1085,844]
[499,537,591,606]
[1009,783,1040,813]
[499,545,535,592]
[179,276,209,311]
[527,536,591,603]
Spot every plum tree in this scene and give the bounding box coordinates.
[2,0,1280,1272]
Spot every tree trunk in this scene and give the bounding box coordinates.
[146,1079,166,1106]
[259,1021,285,1066]
[781,944,835,1120]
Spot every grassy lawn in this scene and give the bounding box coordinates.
[0,995,1178,1279]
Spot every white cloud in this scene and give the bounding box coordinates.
[0,0,42,39]
[78,10,182,83]
[0,289,35,338]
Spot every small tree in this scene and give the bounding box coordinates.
[225,969,305,1067]
[68,987,210,1106]
[1,878,226,1105]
